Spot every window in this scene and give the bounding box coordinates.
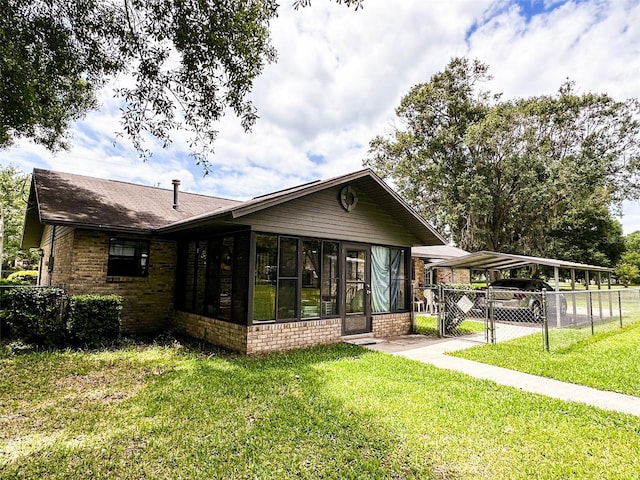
[176,234,249,323]
[277,237,299,320]
[301,240,320,318]
[107,239,149,277]
[253,234,277,321]
[371,245,407,312]
[371,246,389,312]
[253,236,340,323]
[321,242,339,317]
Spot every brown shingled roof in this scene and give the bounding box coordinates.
[26,169,240,236]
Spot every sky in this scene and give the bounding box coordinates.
[3,0,640,234]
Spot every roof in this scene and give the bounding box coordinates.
[22,168,446,248]
[412,244,469,260]
[22,169,240,246]
[427,250,613,273]
[157,168,447,245]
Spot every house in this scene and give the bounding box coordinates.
[22,168,445,353]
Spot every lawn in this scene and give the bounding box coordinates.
[2,339,640,479]
[415,314,485,336]
[451,320,640,397]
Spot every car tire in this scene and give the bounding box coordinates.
[530,301,543,322]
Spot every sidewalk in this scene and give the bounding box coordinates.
[363,335,640,417]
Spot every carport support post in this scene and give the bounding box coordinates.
[571,269,577,320]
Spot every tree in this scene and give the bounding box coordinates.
[547,193,625,267]
[1,0,362,167]
[0,166,33,276]
[615,263,639,287]
[366,57,640,265]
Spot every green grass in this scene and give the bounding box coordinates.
[451,321,640,397]
[415,314,485,336]
[2,339,640,479]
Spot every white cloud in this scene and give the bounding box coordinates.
[3,0,640,232]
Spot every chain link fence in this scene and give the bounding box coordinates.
[413,285,640,351]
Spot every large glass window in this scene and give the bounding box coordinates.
[371,246,390,313]
[371,245,408,313]
[277,237,299,320]
[218,237,234,319]
[253,236,339,322]
[177,234,248,323]
[107,239,149,277]
[253,234,277,321]
[301,240,320,318]
[321,242,339,317]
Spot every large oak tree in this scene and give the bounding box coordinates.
[366,57,640,265]
[0,0,361,166]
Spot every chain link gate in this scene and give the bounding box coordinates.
[433,285,553,345]
[436,285,490,342]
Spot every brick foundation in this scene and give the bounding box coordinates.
[173,311,411,354]
[372,312,412,338]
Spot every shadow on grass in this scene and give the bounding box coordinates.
[0,339,438,479]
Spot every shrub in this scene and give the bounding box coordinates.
[6,270,39,285]
[0,287,67,346]
[67,295,122,347]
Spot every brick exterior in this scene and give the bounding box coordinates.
[36,225,413,352]
[173,311,410,354]
[174,311,248,353]
[412,257,471,286]
[372,312,412,338]
[40,228,177,334]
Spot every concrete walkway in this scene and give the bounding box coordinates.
[363,335,640,417]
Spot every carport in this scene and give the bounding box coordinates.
[426,250,615,330]
[426,250,614,291]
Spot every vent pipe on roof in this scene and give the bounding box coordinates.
[172,179,180,209]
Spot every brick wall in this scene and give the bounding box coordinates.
[246,318,342,354]
[174,311,248,353]
[43,228,177,334]
[173,310,410,354]
[372,312,411,338]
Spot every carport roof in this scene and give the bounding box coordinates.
[427,250,613,273]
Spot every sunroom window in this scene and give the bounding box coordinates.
[371,245,406,313]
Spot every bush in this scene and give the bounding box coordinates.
[0,287,67,346]
[6,270,39,285]
[1,270,39,286]
[67,295,122,347]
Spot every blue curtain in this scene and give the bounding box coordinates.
[371,246,390,313]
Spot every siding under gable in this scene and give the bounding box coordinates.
[238,184,421,246]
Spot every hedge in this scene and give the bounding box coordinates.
[67,294,122,346]
[0,288,122,348]
[0,287,68,346]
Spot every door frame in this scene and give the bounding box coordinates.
[341,243,372,336]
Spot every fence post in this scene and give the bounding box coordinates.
[618,290,623,328]
[542,289,549,352]
[588,291,594,336]
[437,284,444,338]
[488,287,496,344]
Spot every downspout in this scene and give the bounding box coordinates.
[47,225,56,286]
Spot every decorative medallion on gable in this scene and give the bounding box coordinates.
[339,185,358,212]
